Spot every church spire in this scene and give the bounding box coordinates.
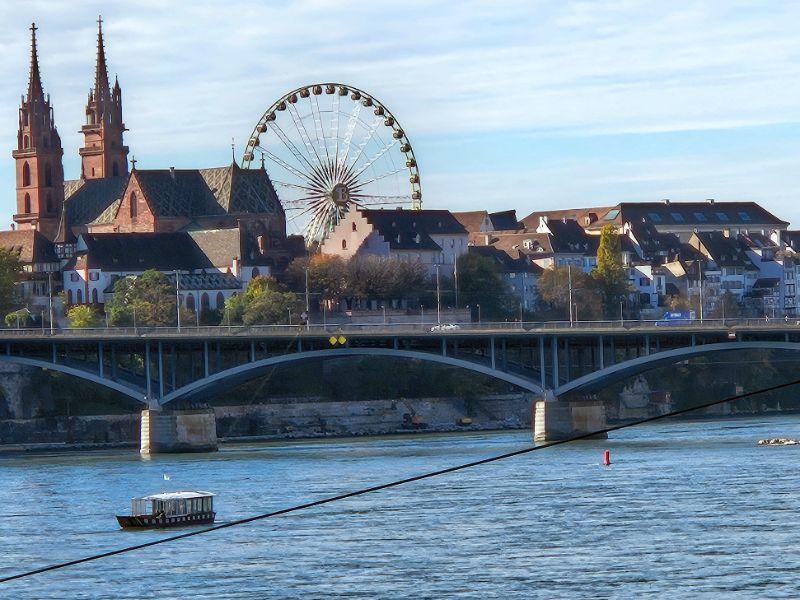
[94,16,110,98]
[27,23,44,102]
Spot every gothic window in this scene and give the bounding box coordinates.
[91,167,95,177]
[112,162,119,177]
[22,162,31,187]
[201,293,210,310]
[67,290,73,304]
[22,110,28,127]
[92,288,99,304]
[23,135,29,149]
[77,289,83,304]
[130,192,138,218]
[186,294,195,312]
[23,193,31,214]
[45,164,52,187]
[216,292,225,309]
[342,239,347,250]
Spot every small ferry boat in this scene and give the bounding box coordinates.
[116,491,215,529]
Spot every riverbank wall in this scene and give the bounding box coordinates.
[0,394,532,450]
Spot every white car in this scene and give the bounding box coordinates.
[430,323,461,332]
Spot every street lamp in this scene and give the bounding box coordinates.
[304,266,310,331]
[420,304,424,326]
[175,270,181,332]
[477,303,481,324]
[567,264,574,327]
[435,264,441,325]
[382,304,386,325]
[47,271,54,334]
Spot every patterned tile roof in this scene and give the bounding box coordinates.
[64,176,128,226]
[0,229,57,264]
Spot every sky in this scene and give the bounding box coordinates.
[3,0,800,226]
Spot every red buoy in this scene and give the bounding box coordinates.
[602,450,611,466]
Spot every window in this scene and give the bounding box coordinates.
[89,272,99,281]
[23,135,29,149]
[92,288,98,304]
[738,212,751,221]
[44,164,52,187]
[23,193,31,214]
[647,213,662,223]
[129,192,138,218]
[70,272,79,282]
[716,212,729,222]
[112,162,119,177]
[46,194,52,213]
[342,239,347,250]
[67,290,73,304]
[693,212,707,222]
[76,289,83,304]
[351,222,357,232]
[251,267,260,278]
[186,294,195,312]
[201,293,210,310]
[639,277,651,286]
[604,209,620,220]
[22,162,30,187]
[787,284,796,296]
[216,292,225,309]
[670,213,684,223]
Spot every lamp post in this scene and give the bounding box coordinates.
[454,256,459,309]
[435,264,441,325]
[567,264,574,327]
[175,270,181,332]
[304,266,310,331]
[420,305,424,326]
[382,304,386,325]
[47,271,54,334]
[620,299,624,325]
[477,303,481,324]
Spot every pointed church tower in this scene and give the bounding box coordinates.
[79,16,128,180]
[12,23,65,236]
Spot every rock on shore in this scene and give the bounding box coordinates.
[758,438,800,445]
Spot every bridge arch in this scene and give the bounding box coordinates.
[554,341,800,397]
[0,355,147,404]
[161,348,544,405]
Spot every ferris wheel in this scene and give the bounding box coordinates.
[242,83,422,244]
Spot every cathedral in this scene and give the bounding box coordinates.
[4,20,303,315]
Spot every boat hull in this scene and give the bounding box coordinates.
[116,511,216,529]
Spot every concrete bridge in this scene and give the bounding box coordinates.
[2,319,799,451]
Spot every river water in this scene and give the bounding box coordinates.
[2,415,800,598]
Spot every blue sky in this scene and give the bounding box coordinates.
[3,1,800,226]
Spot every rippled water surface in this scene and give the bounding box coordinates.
[2,415,800,598]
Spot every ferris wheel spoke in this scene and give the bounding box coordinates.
[344,138,400,184]
[311,94,331,163]
[350,193,413,203]
[259,147,319,186]
[340,102,362,168]
[331,91,341,166]
[273,180,320,194]
[347,115,383,170]
[267,121,319,174]
[350,167,405,190]
[287,103,325,168]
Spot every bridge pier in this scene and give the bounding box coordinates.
[533,392,607,442]
[140,407,218,455]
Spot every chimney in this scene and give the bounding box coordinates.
[169,166,176,180]
[9,223,14,231]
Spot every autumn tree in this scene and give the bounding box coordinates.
[347,256,427,303]
[592,224,632,318]
[537,265,603,321]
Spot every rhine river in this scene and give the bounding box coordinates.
[2,415,800,598]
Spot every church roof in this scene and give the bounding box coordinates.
[74,232,216,271]
[133,164,281,218]
[0,229,57,264]
[64,175,128,226]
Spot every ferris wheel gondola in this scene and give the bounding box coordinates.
[241,84,421,245]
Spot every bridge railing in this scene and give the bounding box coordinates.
[0,317,798,338]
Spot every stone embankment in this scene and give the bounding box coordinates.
[758,438,800,445]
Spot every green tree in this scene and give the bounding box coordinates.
[223,276,300,325]
[592,225,632,318]
[66,305,99,328]
[4,308,30,328]
[106,270,177,326]
[457,253,515,319]
[0,249,22,316]
[537,265,603,320]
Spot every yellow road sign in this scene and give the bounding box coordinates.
[329,336,338,345]
[338,336,347,345]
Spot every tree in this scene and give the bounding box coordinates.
[223,276,300,325]
[66,305,99,328]
[592,225,632,318]
[0,249,22,317]
[457,253,515,319]
[4,308,30,328]
[708,290,741,319]
[106,270,176,326]
[347,256,428,304]
[285,255,348,305]
[537,265,603,320]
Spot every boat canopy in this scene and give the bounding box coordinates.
[135,490,215,501]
